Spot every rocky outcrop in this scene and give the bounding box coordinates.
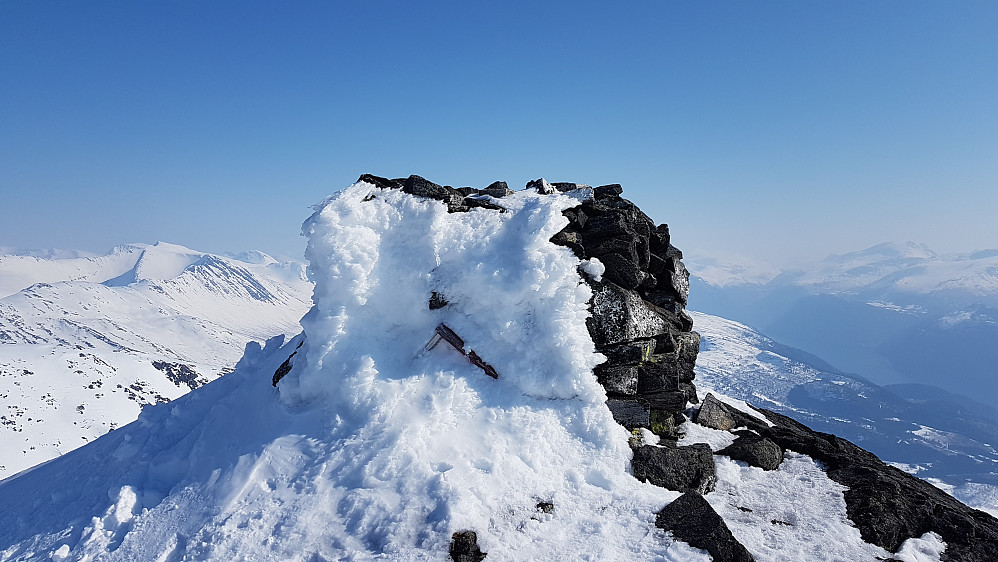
[656,492,755,562]
[548,181,699,441]
[697,397,998,561]
[716,432,784,471]
[632,443,716,494]
[449,530,487,562]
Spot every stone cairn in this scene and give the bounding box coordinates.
[353,174,700,444]
[308,175,998,562]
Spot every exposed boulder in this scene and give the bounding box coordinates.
[482,181,513,198]
[694,393,737,431]
[593,183,623,199]
[716,432,784,471]
[656,492,755,562]
[402,175,468,213]
[631,443,716,494]
[587,281,668,348]
[449,530,487,562]
[356,173,404,191]
[526,178,556,194]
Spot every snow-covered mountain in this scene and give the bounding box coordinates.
[0,242,313,478]
[692,311,998,517]
[2,177,994,561]
[687,242,998,405]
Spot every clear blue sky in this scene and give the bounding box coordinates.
[2,1,996,263]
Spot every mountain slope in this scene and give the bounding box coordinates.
[691,311,998,516]
[0,244,313,478]
[687,243,998,404]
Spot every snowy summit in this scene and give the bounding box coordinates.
[1,175,996,561]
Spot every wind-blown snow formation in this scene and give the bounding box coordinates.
[0,180,966,561]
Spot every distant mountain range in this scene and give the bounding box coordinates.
[686,241,998,406]
[0,242,313,478]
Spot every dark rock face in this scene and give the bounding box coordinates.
[482,181,513,198]
[151,361,208,390]
[550,183,700,439]
[632,443,716,494]
[656,492,755,562]
[716,432,784,471]
[449,530,487,562]
[724,405,998,560]
[694,393,736,431]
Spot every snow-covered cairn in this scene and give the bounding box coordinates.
[545,179,700,440]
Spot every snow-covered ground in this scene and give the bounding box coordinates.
[0,242,313,478]
[0,181,968,560]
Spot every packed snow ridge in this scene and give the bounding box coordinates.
[1,175,994,561]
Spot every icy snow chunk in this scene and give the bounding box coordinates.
[580,258,605,282]
[894,532,946,562]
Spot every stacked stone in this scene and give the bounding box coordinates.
[352,174,701,439]
[547,181,700,440]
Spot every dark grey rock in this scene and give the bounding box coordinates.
[637,391,689,413]
[450,530,486,562]
[656,492,755,562]
[403,174,449,199]
[649,408,679,438]
[637,361,680,394]
[272,351,297,387]
[526,178,556,194]
[552,182,589,192]
[607,398,649,429]
[644,299,694,333]
[595,364,638,395]
[632,443,716,494]
[598,253,647,290]
[357,173,403,190]
[587,281,668,347]
[562,208,587,229]
[695,393,737,431]
[551,229,585,258]
[482,181,513,198]
[717,433,784,471]
[152,361,207,390]
[581,235,640,264]
[602,339,656,364]
[649,224,671,255]
[429,292,449,310]
[675,331,700,381]
[464,197,506,212]
[679,382,699,405]
[594,184,623,199]
[583,213,635,240]
[657,256,690,305]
